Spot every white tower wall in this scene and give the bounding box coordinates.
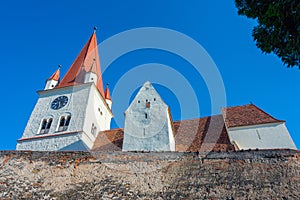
[84,71,98,85]
[17,83,112,151]
[122,81,175,151]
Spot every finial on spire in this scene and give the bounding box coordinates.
[106,83,110,87]
[93,26,97,33]
[58,64,62,69]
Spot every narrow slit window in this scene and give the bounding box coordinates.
[145,113,148,119]
[256,130,261,140]
[91,123,94,134]
[146,102,150,108]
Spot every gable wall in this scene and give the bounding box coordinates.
[227,123,297,150]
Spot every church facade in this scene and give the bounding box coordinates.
[16,31,297,151]
[17,30,113,151]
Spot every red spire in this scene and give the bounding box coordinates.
[47,67,60,81]
[105,85,111,100]
[57,30,105,97]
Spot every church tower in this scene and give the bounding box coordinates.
[16,29,113,151]
[122,81,175,151]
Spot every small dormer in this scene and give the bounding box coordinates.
[84,71,98,85]
[84,59,98,85]
[44,66,60,90]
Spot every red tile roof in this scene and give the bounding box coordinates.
[173,115,234,152]
[91,104,284,152]
[222,104,284,128]
[57,32,105,97]
[91,115,235,152]
[92,128,123,151]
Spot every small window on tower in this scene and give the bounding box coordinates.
[91,123,97,136]
[65,116,71,127]
[39,119,47,134]
[146,102,150,108]
[145,113,148,119]
[45,118,53,134]
[154,98,156,101]
[58,117,65,132]
[57,115,71,132]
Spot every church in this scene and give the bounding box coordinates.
[16,30,297,152]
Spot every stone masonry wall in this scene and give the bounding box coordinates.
[0,149,299,199]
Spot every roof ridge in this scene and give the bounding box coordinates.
[173,114,223,123]
[222,103,252,109]
[250,104,285,122]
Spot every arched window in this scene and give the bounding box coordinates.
[39,119,47,134]
[57,115,71,132]
[58,117,65,132]
[65,116,71,127]
[45,118,53,134]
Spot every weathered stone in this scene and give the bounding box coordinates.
[0,150,299,199]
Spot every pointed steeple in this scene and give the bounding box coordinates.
[44,66,61,90]
[105,84,111,100]
[105,83,112,109]
[57,29,105,97]
[47,65,61,81]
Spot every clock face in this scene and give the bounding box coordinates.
[51,96,68,110]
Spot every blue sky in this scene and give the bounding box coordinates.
[0,0,299,150]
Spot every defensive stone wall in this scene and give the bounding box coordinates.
[0,149,299,199]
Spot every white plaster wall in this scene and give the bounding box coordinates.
[82,84,113,142]
[106,99,112,109]
[123,82,175,151]
[20,84,90,139]
[17,83,109,151]
[84,72,98,86]
[16,132,82,151]
[227,123,297,150]
[44,80,58,90]
[167,111,175,151]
